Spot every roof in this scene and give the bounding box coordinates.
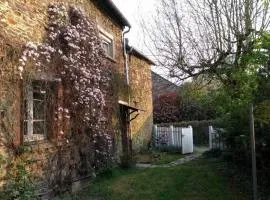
[151,71,179,98]
[126,45,156,65]
[151,71,178,87]
[93,0,131,28]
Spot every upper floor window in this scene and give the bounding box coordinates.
[99,27,114,59]
[23,81,47,142]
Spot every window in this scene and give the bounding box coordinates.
[23,81,47,142]
[99,28,114,58]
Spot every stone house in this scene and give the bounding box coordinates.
[0,0,154,197]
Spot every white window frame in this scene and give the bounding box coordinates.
[23,81,47,142]
[98,26,115,59]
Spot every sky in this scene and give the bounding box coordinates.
[111,0,173,78]
[111,0,156,51]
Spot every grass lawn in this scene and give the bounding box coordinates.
[135,151,185,165]
[56,158,250,200]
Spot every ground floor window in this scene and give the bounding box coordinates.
[23,81,47,142]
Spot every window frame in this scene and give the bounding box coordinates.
[98,26,115,59]
[23,81,47,142]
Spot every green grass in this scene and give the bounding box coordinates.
[56,158,250,200]
[151,152,184,165]
[135,150,184,165]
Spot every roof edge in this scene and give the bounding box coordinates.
[93,0,131,28]
[126,45,156,65]
[151,71,179,87]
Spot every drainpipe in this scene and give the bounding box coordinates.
[122,26,131,86]
[122,26,132,159]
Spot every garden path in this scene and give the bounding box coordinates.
[136,146,208,168]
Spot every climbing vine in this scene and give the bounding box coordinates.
[1,3,118,195]
[19,3,115,153]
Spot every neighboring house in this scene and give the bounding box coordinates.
[0,0,153,197]
[151,71,179,99]
[151,71,180,123]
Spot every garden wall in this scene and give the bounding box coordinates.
[0,0,125,197]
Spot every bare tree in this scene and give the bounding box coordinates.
[142,0,270,84]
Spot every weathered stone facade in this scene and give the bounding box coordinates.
[129,52,153,151]
[0,0,153,196]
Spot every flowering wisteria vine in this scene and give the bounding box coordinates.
[18,4,116,168]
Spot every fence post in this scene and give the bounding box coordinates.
[209,126,213,149]
[250,104,258,200]
[154,125,158,147]
[180,128,182,148]
[170,125,174,146]
[189,125,193,153]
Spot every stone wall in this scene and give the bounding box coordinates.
[0,0,126,196]
[0,0,154,197]
[0,0,128,101]
[129,55,153,152]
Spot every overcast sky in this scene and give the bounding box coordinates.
[111,0,182,83]
[111,0,174,78]
[112,0,156,51]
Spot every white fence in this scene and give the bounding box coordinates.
[153,125,193,154]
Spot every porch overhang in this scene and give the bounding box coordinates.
[118,100,145,112]
[118,100,145,122]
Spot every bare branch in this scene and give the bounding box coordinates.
[141,0,270,82]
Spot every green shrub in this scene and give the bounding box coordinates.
[203,149,222,158]
[98,167,114,179]
[120,155,134,169]
[0,161,36,200]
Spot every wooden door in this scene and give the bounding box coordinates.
[119,105,130,156]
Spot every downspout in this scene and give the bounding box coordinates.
[122,26,132,159]
[122,26,131,87]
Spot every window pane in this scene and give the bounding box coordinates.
[23,121,28,135]
[33,81,46,97]
[32,80,46,120]
[33,91,45,100]
[108,43,113,57]
[33,121,45,135]
[100,34,113,58]
[23,100,28,119]
[102,42,109,54]
[33,99,45,120]
[32,80,44,90]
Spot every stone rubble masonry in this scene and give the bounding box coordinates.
[129,54,153,152]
